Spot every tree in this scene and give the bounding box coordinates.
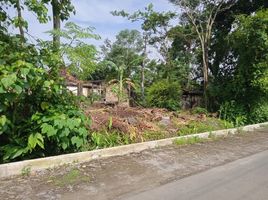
[219,9,268,124]
[0,1,90,163]
[106,61,135,104]
[170,0,236,105]
[52,22,100,80]
[42,0,75,49]
[101,29,143,80]
[112,4,176,100]
[15,0,25,39]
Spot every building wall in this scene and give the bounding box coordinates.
[67,86,78,95]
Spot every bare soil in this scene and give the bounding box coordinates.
[1,127,268,200]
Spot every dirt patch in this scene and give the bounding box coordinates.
[1,127,268,200]
[86,105,214,141]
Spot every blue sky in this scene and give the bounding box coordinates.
[8,0,177,47]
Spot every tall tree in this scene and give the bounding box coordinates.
[15,0,24,39]
[170,0,236,105]
[43,0,75,49]
[101,29,143,79]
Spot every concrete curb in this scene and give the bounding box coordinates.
[1,122,268,179]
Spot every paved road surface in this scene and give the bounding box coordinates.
[124,150,268,200]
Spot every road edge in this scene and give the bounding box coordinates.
[1,122,268,178]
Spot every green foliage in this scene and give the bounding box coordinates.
[143,131,165,141]
[219,101,247,127]
[178,118,233,136]
[100,29,143,80]
[217,9,268,125]
[21,166,31,177]
[146,79,181,111]
[191,107,208,115]
[0,59,90,162]
[249,103,268,124]
[48,22,100,80]
[0,31,90,163]
[89,131,131,149]
[50,168,90,187]
[174,136,207,146]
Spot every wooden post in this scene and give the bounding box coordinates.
[78,82,83,96]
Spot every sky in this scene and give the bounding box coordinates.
[8,0,178,47]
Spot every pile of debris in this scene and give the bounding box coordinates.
[85,104,208,137]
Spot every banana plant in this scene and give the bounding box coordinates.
[106,61,135,104]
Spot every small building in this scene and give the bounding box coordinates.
[61,69,129,105]
[182,90,203,109]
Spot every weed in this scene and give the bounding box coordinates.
[177,118,233,136]
[143,131,166,141]
[236,127,246,135]
[50,168,90,187]
[21,166,31,177]
[174,136,207,146]
[208,131,216,139]
[260,124,268,128]
[86,130,132,150]
[108,116,113,130]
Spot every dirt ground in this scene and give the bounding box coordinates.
[1,127,268,200]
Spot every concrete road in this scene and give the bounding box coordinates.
[124,150,268,200]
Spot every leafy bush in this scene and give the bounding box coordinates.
[0,34,90,163]
[146,79,181,111]
[249,103,268,124]
[219,101,247,127]
[215,10,268,126]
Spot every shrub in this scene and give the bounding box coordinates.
[249,103,268,124]
[146,79,181,111]
[0,35,90,163]
[219,101,247,127]
[0,61,90,162]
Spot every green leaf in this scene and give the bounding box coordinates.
[78,127,88,138]
[11,148,25,159]
[71,136,84,148]
[1,74,17,88]
[14,85,22,94]
[35,133,44,149]
[62,142,68,150]
[0,86,4,93]
[28,134,36,149]
[41,123,57,137]
[40,102,49,110]
[28,133,44,150]
[62,128,70,137]
[0,115,7,126]
[54,119,65,129]
[20,68,30,76]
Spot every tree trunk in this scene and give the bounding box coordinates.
[16,0,24,39]
[51,0,61,49]
[141,35,147,103]
[141,64,145,101]
[118,67,124,103]
[77,82,83,96]
[202,42,209,108]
